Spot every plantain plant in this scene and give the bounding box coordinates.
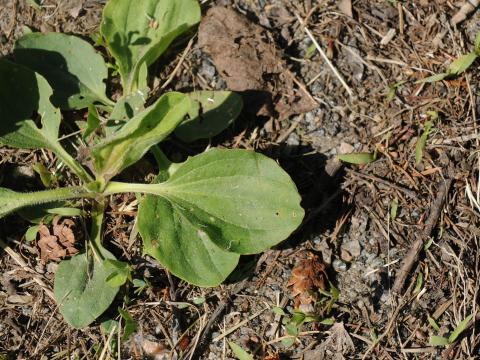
[0,0,304,328]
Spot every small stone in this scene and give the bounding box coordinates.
[333,259,347,272]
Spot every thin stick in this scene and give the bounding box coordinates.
[347,169,418,199]
[392,179,452,294]
[212,307,267,342]
[161,37,194,90]
[295,13,353,97]
[0,238,55,300]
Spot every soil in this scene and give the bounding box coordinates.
[1,0,480,359]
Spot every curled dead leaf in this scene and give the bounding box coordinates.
[287,252,327,309]
[37,217,79,263]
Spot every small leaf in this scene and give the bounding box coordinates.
[46,207,83,217]
[14,33,111,109]
[448,314,473,343]
[272,306,286,316]
[320,317,335,325]
[281,337,295,347]
[84,105,101,140]
[104,259,131,287]
[338,152,376,165]
[427,315,440,332]
[54,247,120,328]
[92,92,191,183]
[33,163,53,188]
[175,91,243,142]
[416,73,448,84]
[426,110,439,121]
[429,335,450,347]
[415,121,433,164]
[304,43,316,59]
[118,308,138,341]
[192,296,206,305]
[286,322,299,336]
[110,90,148,122]
[446,52,478,75]
[101,0,201,94]
[25,225,40,242]
[390,198,399,220]
[136,148,304,286]
[291,311,306,326]
[413,272,423,295]
[228,342,254,360]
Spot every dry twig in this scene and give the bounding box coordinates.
[392,179,453,294]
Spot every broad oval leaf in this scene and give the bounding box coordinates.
[92,92,191,182]
[137,148,304,286]
[0,59,61,150]
[54,247,119,329]
[101,0,201,93]
[14,33,111,109]
[175,91,243,142]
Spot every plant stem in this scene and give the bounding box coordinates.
[104,181,166,197]
[53,144,94,183]
[0,186,96,219]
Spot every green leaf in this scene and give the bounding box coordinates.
[416,73,449,83]
[272,306,286,316]
[286,322,299,336]
[54,247,119,329]
[413,272,423,295]
[101,0,201,94]
[427,315,440,332]
[429,335,450,347]
[118,308,138,341]
[192,296,206,305]
[110,90,148,122]
[446,52,478,75]
[92,92,190,183]
[84,105,101,140]
[0,59,61,150]
[448,314,473,343]
[281,337,295,347]
[33,163,53,188]
[338,152,376,165]
[304,43,316,59]
[228,342,254,360]
[320,317,335,325]
[175,91,243,142]
[25,225,40,242]
[135,148,304,286]
[0,59,93,182]
[14,33,112,109]
[415,121,433,164]
[104,259,132,287]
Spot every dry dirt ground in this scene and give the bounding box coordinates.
[1,0,480,359]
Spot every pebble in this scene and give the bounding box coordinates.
[333,259,348,272]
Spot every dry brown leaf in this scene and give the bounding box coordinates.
[287,252,327,309]
[338,0,353,17]
[37,218,79,263]
[198,6,317,119]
